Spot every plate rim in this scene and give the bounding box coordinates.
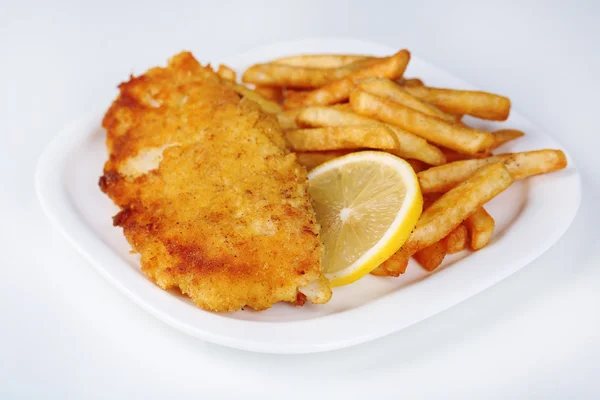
[35,37,583,354]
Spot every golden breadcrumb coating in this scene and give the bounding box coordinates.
[100,52,331,312]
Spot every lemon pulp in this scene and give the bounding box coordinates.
[308,151,422,286]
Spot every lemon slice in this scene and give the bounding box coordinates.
[308,151,423,287]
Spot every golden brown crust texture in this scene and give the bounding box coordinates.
[100,52,330,311]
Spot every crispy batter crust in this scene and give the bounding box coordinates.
[100,52,330,311]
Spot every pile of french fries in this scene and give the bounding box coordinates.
[217,49,568,276]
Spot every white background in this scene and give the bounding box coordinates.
[2,0,599,398]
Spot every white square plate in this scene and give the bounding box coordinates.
[36,38,581,354]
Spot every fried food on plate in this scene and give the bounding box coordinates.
[464,207,495,250]
[376,163,512,275]
[417,149,568,193]
[276,108,302,130]
[414,222,467,272]
[243,62,365,89]
[296,106,446,165]
[350,90,495,155]
[401,85,511,121]
[285,125,398,151]
[243,63,350,89]
[397,77,424,87]
[357,78,456,122]
[414,240,447,271]
[100,52,331,311]
[445,224,468,254]
[491,129,525,149]
[284,50,410,108]
[370,255,409,277]
[273,54,374,68]
[440,147,489,163]
[404,162,512,254]
[254,86,284,103]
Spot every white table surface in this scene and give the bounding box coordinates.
[2,1,599,398]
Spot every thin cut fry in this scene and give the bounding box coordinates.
[242,64,353,89]
[331,103,353,112]
[295,150,352,171]
[284,50,411,108]
[273,54,375,68]
[254,86,283,103]
[351,90,494,155]
[440,147,489,163]
[398,77,424,87]
[415,223,468,271]
[414,240,447,271]
[296,107,446,165]
[224,81,282,113]
[371,255,409,277]
[283,89,311,109]
[285,125,398,151]
[402,86,511,121]
[244,58,382,89]
[464,207,495,250]
[417,149,568,193]
[491,129,525,149]
[217,64,236,81]
[296,107,373,127]
[445,224,468,254]
[358,78,456,121]
[275,109,302,130]
[398,163,513,256]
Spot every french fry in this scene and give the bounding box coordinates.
[296,107,446,165]
[398,77,424,87]
[357,78,456,122]
[350,90,495,155]
[284,125,398,151]
[417,149,568,193]
[295,150,352,171]
[402,86,511,121]
[224,81,283,113]
[381,190,442,276]
[217,64,236,81]
[414,240,447,271]
[296,107,372,128]
[331,103,353,112]
[283,89,310,109]
[464,207,495,250]
[440,147,489,163]
[244,58,382,89]
[415,223,467,271]
[242,64,353,89]
[491,129,525,149]
[273,54,375,68]
[445,224,468,254]
[254,86,283,103]
[275,109,302,130]
[284,50,411,108]
[371,254,409,277]
[400,163,512,256]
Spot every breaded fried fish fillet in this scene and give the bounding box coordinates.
[100,52,331,312]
